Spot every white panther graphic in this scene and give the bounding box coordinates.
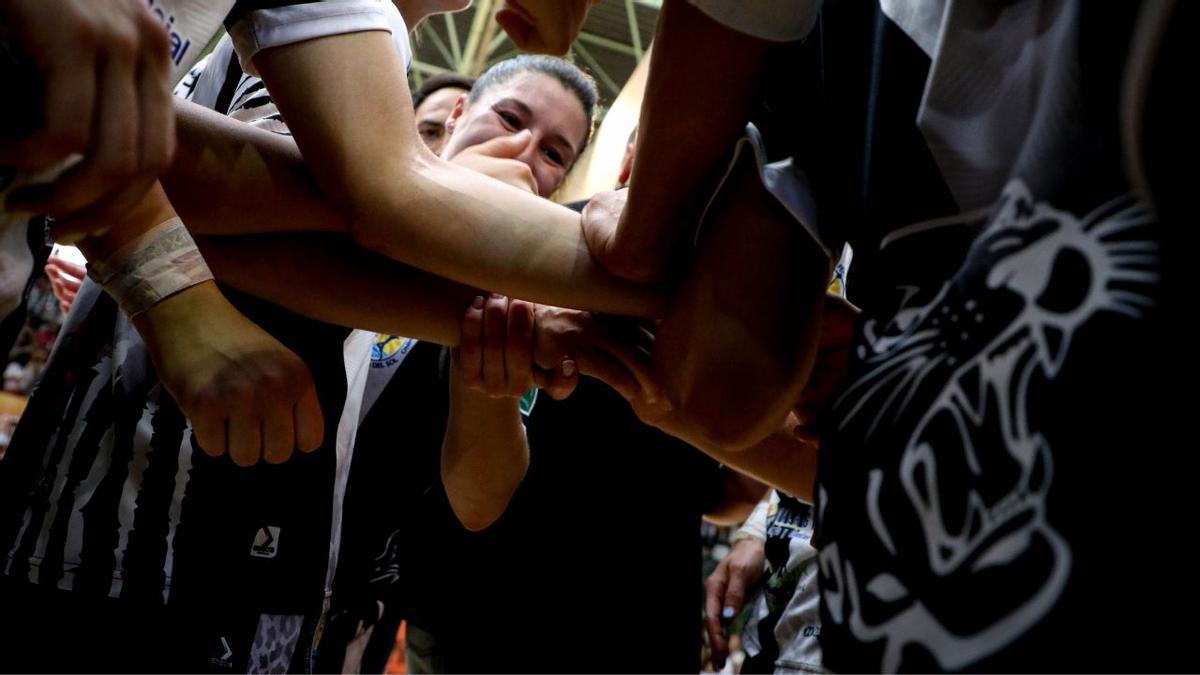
[819,180,1157,671]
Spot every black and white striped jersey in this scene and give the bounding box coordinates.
[0,10,410,615]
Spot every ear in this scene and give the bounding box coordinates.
[446,93,468,134]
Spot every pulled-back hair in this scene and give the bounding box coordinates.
[470,55,599,157]
[412,73,477,109]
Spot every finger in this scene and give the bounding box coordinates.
[533,357,578,400]
[14,47,97,174]
[227,409,262,467]
[470,128,534,159]
[261,398,295,465]
[135,14,175,177]
[576,349,640,403]
[294,384,325,453]
[504,299,535,396]
[58,258,88,279]
[482,295,509,396]
[704,566,730,667]
[724,568,750,617]
[13,36,140,216]
[190,411,227,459]
[594,335,663,403]
[459,296,485,389]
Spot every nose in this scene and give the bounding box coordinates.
[513,130,540,166]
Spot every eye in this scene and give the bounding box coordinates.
[543,147,565,167]
[418,123,442,141]
[495,108,522,130]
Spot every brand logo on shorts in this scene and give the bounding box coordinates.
[208,636,234,668]
[250,526,280,559]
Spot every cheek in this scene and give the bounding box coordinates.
[534,164,566,198]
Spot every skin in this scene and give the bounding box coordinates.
[1,0,174,220]
[414,86,469,155]
[442,71,587,201]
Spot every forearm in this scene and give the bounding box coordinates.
[73,182,177,262]
[197,233,475,346]
[163,99,345,237]
[660,412,818,502]
[441,377,530,531]
[704,470,770,526]
[252,31,665,318]
[616,0,771,262]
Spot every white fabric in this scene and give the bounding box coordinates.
[732,496,770,544]
[699,124,842,264]
[686,0,821,42]
[325,330,375,604]
[740,491,823,674]
[914,0,1079,210]
[879,0,949,58]
[87,217,214,318]
[146,0,238,84]
[229,0,411,77]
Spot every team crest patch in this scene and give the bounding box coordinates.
[371,334,416,369]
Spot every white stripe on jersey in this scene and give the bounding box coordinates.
[20,354,112,584]
[162,405,195,604]
[110,397,161,597]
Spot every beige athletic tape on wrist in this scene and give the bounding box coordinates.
[87,217,214,318]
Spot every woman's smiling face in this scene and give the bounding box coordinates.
[440,71,589,198]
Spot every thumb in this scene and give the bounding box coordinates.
[472,128,534,159]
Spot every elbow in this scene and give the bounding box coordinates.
[669,387,791,452]
[448,497,512,532]
[455,508,502,533]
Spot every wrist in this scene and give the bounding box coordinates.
[88,216,216,319]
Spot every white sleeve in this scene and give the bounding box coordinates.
[732,494,773,543]
[228,0,412,76]
[686,0,822,43]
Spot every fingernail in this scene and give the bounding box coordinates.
[472,296,484,309]
[721,607,735,621]
[561,359,576,377]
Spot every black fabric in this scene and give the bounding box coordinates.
[0,282,351,670]
[395,376,720,673]
[315,342,451,674]
[806,1,1190,671]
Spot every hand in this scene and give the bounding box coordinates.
[454,294,537,398]
[791,293,859,443]
[133,282,324,467]
[0,0,174,222]
[494,0,600,55]
[529,305,663,403]
[44,255,86,315]
[580,189,669,283]
[705,537,766,670]
[448,130,538,195]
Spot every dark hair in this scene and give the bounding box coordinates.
[412,73,477,110]
[469,55,599,157]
